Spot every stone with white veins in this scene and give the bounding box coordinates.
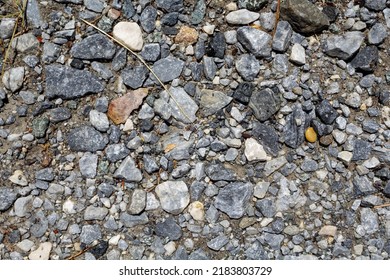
[226,9,259,25]
[289,43,306,65]
[114,156,142,182]
[200,89,232,117]
[272,21,292,52]
[235,54,260,81]
[244,138,269,162]
[84,205,109,220]
[2,67,24,93]
[29,242,52,260]
[324,31,364,60]
[155,181,190,215]
[113,22,144,51]
[79,153,98,178]
[89,109,109,132]
[168,86,198,123]
[237,27,272,58]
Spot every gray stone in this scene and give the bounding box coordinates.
[353,176,376,196]
[249,88,281,121]
[365,0,386,11]
[168,87,198,123]
[138,103,154,120]
[235,54,261,81]
[290,44,306,65]
[316,100,338,125]
[352,139,371,161]
[120,212,149,227]
[35,168,54,181]
[191,0,206,25]
[140,43,160,62]
[362,120,380,134]
[272,21,292,52]
[13,33,39,53]
[49,107,71,123]
[155,217,182,241]
[19,91,36,105]
[91,62,113,80]
[368,23,387,45]
[45,65,104,99]
[237,27,272,58]
[361,208,379,234]
[29,211,48,238]
[152,56,185,83]
[226,9,259,25]
[245,240,267,260]
[252,122,280,156]
[42,42,61,64]
[85,0,105,12]
[205,163,236,181]
[89,109,109,132]
[264,156,287,177]
[140,6,157,33]
[256,198,276,218]
[214,182,253,219]
[105,144,129,163]
[113,156,142,182]
[84,206,108,220]
[79,153,98,178]
[203,56,217,80]
[129,189,146,214]
[2,67,24,93]
[189,248,209,260]
[70,34,115,60]
[350,46,378,73]
[67,125,108,152]
[280,0,330,34]
[121,65,148,89]
[301,159,318,172]
[156,0,183,12]
[207,32,226,59]
[207,235,229,251]
[345,92,361,108]
[122,0,135,18]
[273,54,289,73]
[0,188,17,211]
[26,0,43,28]
[0,18,16,39]
[359,74,376,88]
[200,89,232,117]
[32,117,49,138]
[80,225,102,245]
[143,154,159,174]
[324,31,364,60]
[155,181,190,214]
[333,243,350,257]
[14,196,33,217]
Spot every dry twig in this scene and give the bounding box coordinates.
[272,0,281,37]
[374,203,390,209]
[66,243,99,260]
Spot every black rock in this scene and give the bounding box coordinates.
[155,217,182,241]
[161,25,178,35]
[67,125,108,152]
[156,0,183,12]
[311,119,333,136]
[121,65,148,89]
[375,168,390,180]
[252,122,280,156]
[284,105,310,148]
[207,32,226,59]
[322,5,339,22]
[70,58,84,69]
[205,163,236,181]
[316,100,338,125]
[352,139,372,161]
[90,240,109,259]
[249,88,281,121]
[233,82,254,105]
[161,12,179,26]
[350,46,378,73]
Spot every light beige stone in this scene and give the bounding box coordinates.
[113,22,143,51]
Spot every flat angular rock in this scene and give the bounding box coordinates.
[121,65,148,89]
[70,34,115,60]
[207,235,229,251]
[252,122,280,156]
[12,33,39,53]
[214,182,253,219]
[2,67,24,93]
[205,163,236,181]
[79,153,98,178]
[168,87,198,123]
[155,217,182,241]
[49,107,71,123]
[156,0,183,12]
[113,156,142,182]
[152,56,185,83]
[235,54,260,81]
[0,18,16,39]
[155,181,190,214]
[316,100,338,125]
[284,105,309,148]
[129,189,146,214]
[80,225,102,245]
[200,89,232,117]
[26,0,43,28]
[120,212,149,227]
[249,88,281,121]
[280,0,329,34]
[368,23,387,45]
[352,139,372,161]
[226,9,259,25]
[324,31,364,60]
[67,125,108,152]
[0,188,17,211]
[350,46,378,73]
[84,206,108,220]
[290,44,306,65]
[244,138,269,161]
[105,143,129,163]
[45,65,104,99]
[264,156,287,177]
[237,27,272,58]
[272,21,292,52]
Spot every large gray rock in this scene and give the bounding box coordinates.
[113,156,143,182]
[272,21,292,52]
[67,125,108,152]
[45,65,104,99]
[214,182,253,219]
[365,0,386,11]
[280,0,329,34]
[152,56,185,83]
[199,89,232,116]
[237,27,272,58]
[249,88,281,121]
[155,181,190,214]
[70,34,116,60]
[168,87,198,123]
[324,32,365,60]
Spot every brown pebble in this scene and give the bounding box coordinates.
[320,135,333,146]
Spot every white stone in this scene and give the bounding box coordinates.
[9,170,28,186]
[338,151,353,164]
[63,198,76,214]
[244,138,269,162]
[318,225,337,237]
[155,181,190,214]
[188,201,205,221]
[145,192,160,211]
[89,109,109,132]
[29,242,52,260]
[123,118,134,131]
[109,235,121,246]
[17,239,35,252]
[253,181,270,199]
[332,130,347,144]
[290,44,306,65]
[226,9,259,25]
[203,24,215,35]
[113,22,143,51]
[164,241,176,256]
[2,67,25,92]
[363,157,380,169]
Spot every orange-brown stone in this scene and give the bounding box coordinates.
[175,26,199,45]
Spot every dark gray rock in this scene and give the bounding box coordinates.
[122,0,135,19]
[120,212,149,227]
[238,0,268,11]
[0,188,17,211]
[245,240,267,260]
[152,56,185,83]
[237,27,272,58]
[67,125,108,152]
[249,88,281,121]
[353,176,377,196]
[49,107,71,123]
[70,34,116,60]
[203,56,217,80]
[383,181,390,198]
[350,46,378,73]
[207,235,229,251]
[207,32,226,59]
[322,5,339,22]
[284,105,309,148]
[80,225,102,245]
[91,62,113,80]
[140,6,157,33]
[365,0,386,11]
[272,21,292,52]
[205,163,236,181]
[105,144,129,163]
[112,48,127,71]
[280,0,330,34]
[195,39,206,60]
[233,82,254,105]
[316,100,338,125]
[155,217,182,241]
[140,43,160,62]
[235,54,260,81]
[156,0,183,12]
[256,198,276,218]
[199,89,232,117]
[252,122,280,156]
[35,168,54,181]
[162,12,179,26]
[191,0,206,25]
[190,181,205,201]
[121,65,148,89]
[45,65,104,99]
[214,182,253,219]
[352,139,372,161]
[324,31,364,60]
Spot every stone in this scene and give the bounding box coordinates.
[350,46,378,73]
[45,65,104,99]
[324,32,365,60]
[365,0,386,11]
[175,26,199,45]
[80,225,102,245]
[29,242,52,260]
[244,138,269,162]
[264,156,287,177]
[13,33,39,53]
[290,44,306,65]
[152,56,185,83]
[254,181,270,199]
[42,42,61,64]
[352,139,371,161]
[143,154,159,174]
[156,0,183,12]
[14,196,32,217]
[155,181,190,215]
[91,62,113,80]
[205,163,236,181]
[161,87,197,124]
[0,188,17,211]
[368,23,387,45]
[113,22,144,51]
[280,0,330,34]
[207,235,229,251]
[122,0,135,18]
[120,212,149,227]
[0,18,16,39]
[256,198,276,218]
[207,32,226,59]
[79,153,98,178]
[361,208,379,234]
[191,0,206,25]
[238,0,268,11]
[316,100,338,125]
[71,34,115,60]
[338,151,353,165]
[32,117,49,138]
[9,170,28,186]
[89,110,109,132]
[84,206,108,220]
[203,56,217,80]
[155,217,182,241]
[301,159,318,172]
[17,239,35,252]
[67,125,108,152]
[129,189,146,215]
[113,156,142,182]
[251,122,279,156]
[199,89,232,117]
[49,107,71,123]
[305,127,317,143]
[121,65,148,89]
[353,176,376,196]
[237,27,272,58]
[35,168,54,181]
[272,21,292,52]
[2,67,24,93]
[245,240,267,260]
[140,6,157,33]
[214,182,253,219]
[226,9,259,25]
[249,88,281,121]
[235,54,261,81]
[140,43,160,62]
[188,201,205,221]
[345,92,361,108]
[105,144,129,163]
